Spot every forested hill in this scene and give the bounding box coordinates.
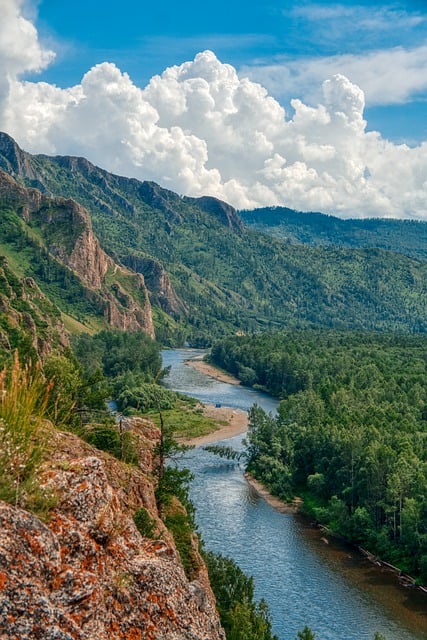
[1,131,427,343]
[240,207,427,262]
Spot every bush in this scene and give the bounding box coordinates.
[133,507,157,539]
[204,551,278,640]
[84,423,138,464]
[0,353,54,515]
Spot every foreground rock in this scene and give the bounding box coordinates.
[0,421,225,640]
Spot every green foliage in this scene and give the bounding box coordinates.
[241,206,427,262]
[7,146,427,343]
[204,551,278,640]
[84,423,138,464]
[164,507,199,580]
[0,353,55,516]
[296,627,316,640]
[72,329,162,385]
[215,330,427,582]
[133,507,157,539]
[204,444,246,462]
[117,383,177,413]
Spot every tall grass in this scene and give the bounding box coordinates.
[0,352,54,512]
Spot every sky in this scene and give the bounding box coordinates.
[0,0,426,219]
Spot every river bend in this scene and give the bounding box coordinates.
[162,349,427,640]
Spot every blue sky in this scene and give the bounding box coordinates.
[1,0,426,218]
[33,0,427,144]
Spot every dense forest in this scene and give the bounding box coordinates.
[241,207,427,262]
[209,330,427,582]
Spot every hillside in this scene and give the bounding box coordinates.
[0,398,225,639]
[1,132,426,343]
[0,168,155,347]
[241,207,427,262]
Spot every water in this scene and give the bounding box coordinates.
[162,348,278,414]
[162,349,427,640]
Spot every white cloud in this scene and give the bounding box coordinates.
[291,3,426,32]
[241,45,427,107]
[0,1,426,220]
[0,0,54,106]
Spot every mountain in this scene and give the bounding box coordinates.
[0,132,426,343]
[240,207,427,262]
[0,168,155,352]
[0,254,69,364]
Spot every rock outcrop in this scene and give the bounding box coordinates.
[0,170,155,338]
[122,255,187,319]
[0,421,225,640]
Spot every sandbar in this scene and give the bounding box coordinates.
[181,403,248,446]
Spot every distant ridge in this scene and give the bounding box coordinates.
[241,206,427,262]
[1,131,426,342]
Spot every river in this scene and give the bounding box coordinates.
[162,349,427,640]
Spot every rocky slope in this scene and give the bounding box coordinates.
[0,419,225,640]
[0,169,155,337]
[0,256,69,361]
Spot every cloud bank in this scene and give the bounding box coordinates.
[1,1,426,219]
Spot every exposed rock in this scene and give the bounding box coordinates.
[0,170,155,338]
[0,426,225,640]
[122,255,187,318]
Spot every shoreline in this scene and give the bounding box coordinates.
[185,356,241,385]
[180,402,248,446]
[181,355,249,446]
[244,473,302,514]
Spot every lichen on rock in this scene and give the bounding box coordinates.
[0,427,225,640]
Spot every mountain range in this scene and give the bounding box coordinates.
[0,131,426,354]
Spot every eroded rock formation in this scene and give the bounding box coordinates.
[0,421,225,640]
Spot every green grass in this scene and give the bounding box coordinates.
[0,353,56,517]
[145,397,227,440]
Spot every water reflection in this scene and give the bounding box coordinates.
[163,350,427,640]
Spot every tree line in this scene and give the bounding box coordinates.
[209,330,427,582]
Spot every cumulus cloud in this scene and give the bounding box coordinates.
[0,1,426,220]
[0,0,54,108]
[242,45,427,107]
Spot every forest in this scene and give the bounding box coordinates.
[209,330,427,582]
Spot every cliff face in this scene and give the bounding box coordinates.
[0,257,69,358]
[0,421,224,640]
[122,255,188,319]
[0,170,155,338]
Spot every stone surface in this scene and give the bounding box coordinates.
[0,426,225,640]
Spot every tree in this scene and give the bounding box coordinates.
[296,626,316,640]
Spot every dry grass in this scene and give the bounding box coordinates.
[0,352,55,514]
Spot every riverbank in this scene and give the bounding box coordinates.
[180,403,248,446]
[185,355,241,385]
[245,473,302,514]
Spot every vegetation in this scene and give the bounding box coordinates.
[204,551,278,640]
[241,206,427,262]
[133,507,157,539]
[2,139,426,345]
[0,353,55,516]
[210,330,427,582]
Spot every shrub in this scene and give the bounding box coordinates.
[133,507,157,539]
[0,353,54,515]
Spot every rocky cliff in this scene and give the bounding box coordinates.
[0,419,225,640]
[0,256,69,359]
[0,170,155,337]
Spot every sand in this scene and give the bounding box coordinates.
[180,403,248,447]
[180,356,248,446]
[185,357,241,385]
